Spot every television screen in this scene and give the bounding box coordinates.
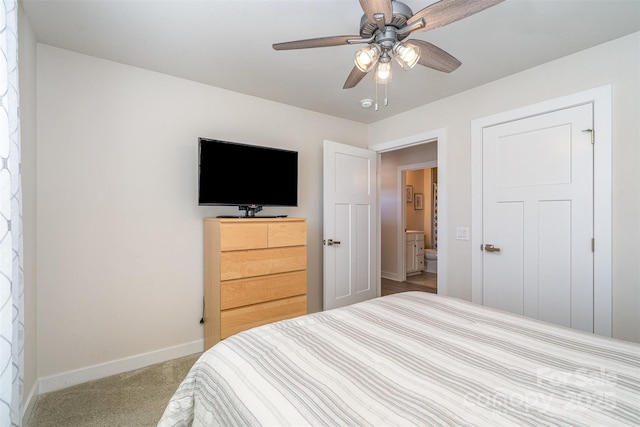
[198,138,298,209]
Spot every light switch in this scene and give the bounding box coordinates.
[456,227,469,240]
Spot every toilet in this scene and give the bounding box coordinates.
[425,249,437,273]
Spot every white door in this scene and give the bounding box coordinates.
[323,140,378,310]
[482,103,594,332]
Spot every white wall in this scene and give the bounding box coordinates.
[35,44,367,380]
[369,32,640,343]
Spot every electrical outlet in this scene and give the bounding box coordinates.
[456,227,470,240]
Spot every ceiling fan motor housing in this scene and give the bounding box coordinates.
[376,28,401,50]
[359,0,414,40]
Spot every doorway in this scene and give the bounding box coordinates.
[371,128,447,295]
[404,166,438,290]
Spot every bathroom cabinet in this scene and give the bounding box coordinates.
[405,231,425,275]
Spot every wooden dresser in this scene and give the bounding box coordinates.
[203,217,307,350]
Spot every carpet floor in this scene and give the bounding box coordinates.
[27,353,201,427]
[27,277,436,426]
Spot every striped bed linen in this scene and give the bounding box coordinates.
[159,292,640,426]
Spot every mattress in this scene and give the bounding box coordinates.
[159,291,640,426]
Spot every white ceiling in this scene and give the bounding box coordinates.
[22,0,640,124]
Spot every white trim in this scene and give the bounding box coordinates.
[21,382,39,426]
[592,87,612,337]
[370,128,448,296]
[369,129,441,153]
[381,270,400,282]
[471,85,612,336]
[38,339,203,394]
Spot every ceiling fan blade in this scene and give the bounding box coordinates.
[411,40,461,73]
[359,0,393,25]
[273,35,362,50]
[407,0,504,33]
[343,66,369,89]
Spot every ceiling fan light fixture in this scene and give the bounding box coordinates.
[375,60,392,84]
[354,44,381,72]
[393,42,420,70]
[274,0,506,92]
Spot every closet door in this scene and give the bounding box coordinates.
[481,103,594,332]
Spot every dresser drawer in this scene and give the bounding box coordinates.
[221,295,307,339]
[220,246,307,280]
[221,270,307,310]
[219,223,268,251]
[268,221,307,247]
[218,220,306,251]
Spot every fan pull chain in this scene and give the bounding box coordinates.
[375,82,379,111]
[374,82,390,111]
[384,83,388,107]
[373,81,389,111]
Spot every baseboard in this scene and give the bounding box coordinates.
[21,381,39,426]
[381,270,400,282]
[38,339,203,394]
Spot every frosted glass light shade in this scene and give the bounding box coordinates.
[354,44,381,72]
[393,42,420,70]
[375,61,392,84]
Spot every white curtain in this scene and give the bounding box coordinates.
[0,0,23,425]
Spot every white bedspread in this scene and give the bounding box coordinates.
[159,292,640,426]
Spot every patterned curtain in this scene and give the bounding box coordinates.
[0,0,24,425]
[432,183,438,249]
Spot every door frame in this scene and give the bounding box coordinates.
[370,128,448,295]
[398,161,437,282]
[471,85,612,337]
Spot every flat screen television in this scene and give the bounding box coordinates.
[198,138,298,217]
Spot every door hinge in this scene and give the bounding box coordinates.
[582,128,594,144]
[592,238,595,252]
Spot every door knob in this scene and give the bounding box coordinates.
[484,244,501,252]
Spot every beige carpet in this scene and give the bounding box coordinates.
[27,353,201,427]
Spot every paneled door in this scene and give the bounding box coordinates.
[323,140,378,310]
[481,103,594,332]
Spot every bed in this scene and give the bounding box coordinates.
[159,292,640,426]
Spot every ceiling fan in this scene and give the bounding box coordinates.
[273,0,504,91]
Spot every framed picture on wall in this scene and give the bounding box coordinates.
[414,193,423,210]
[406,185,413,203]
